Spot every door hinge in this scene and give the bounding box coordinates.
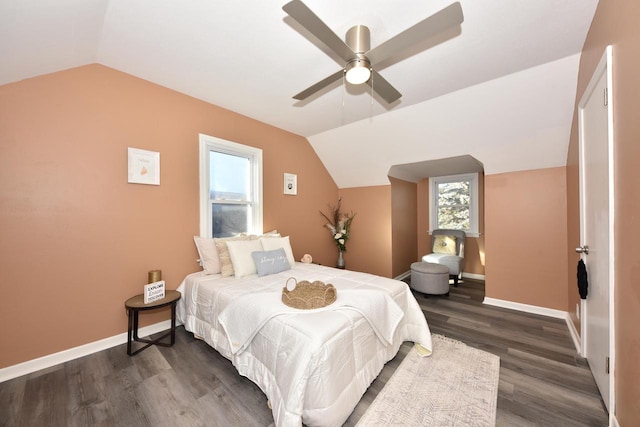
[604,87,608,106]
[606,356,610,374]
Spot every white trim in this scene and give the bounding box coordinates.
[482,297,567,319]
[428,172,479,236]
[565,312,582,355]
[198,134,263,237]
[605,46,616,425]
[0,320,174,383]
[395,270,411,281]
[577,45,615,418]
[462,272,485,281]
[397,270,485,282]
[611,415,620,427]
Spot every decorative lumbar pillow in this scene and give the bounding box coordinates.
[433,235,457,255]
[226,239,265,278]
[251,248,291,277]
[193,236,221,274]
[214,235,256,277]
[260,236,296,267]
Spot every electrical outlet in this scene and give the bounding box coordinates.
[576,303,580,319]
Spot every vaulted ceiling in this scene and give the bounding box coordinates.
[0,0,598,187]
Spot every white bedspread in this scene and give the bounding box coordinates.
[177,263,432,427]
[219,288,404,354]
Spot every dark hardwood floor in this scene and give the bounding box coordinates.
[409,279,608,427]
[0,279,608,427]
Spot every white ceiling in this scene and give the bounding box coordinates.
[0,0,598,187]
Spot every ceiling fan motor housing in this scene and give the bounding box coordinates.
[344,25,372,84]
[346,25,370,53]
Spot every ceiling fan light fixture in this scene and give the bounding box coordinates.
[345,58,371,85]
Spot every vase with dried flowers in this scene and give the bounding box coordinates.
[320,198,356,269]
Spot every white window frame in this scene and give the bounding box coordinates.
[199,134,263,238]
[429,173,479,237]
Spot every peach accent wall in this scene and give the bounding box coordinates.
[485,167,568,310]
[0,64,338,368]
[463,237,485,275]
[389,177,418,278]
[566,0,640,421]
[338,186,392,277]
[416,178,485,276]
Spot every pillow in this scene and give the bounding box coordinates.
[432,235,457,255]
[240,229,280,238]
[214,235,256,277]
[260,236,295,267]
[251,248,291,277]
[226,239,264,277]
[193,236,221,274]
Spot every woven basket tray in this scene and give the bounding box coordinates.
[282,277,337,309]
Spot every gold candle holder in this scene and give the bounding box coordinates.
[148,269,162,284]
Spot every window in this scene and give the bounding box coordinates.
[199,134,262,238]
[429,173,479,237]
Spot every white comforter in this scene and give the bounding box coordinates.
[177,263,432,427]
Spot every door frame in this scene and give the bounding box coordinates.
[577,45,615,417]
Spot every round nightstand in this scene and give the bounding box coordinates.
[124,290,181,356]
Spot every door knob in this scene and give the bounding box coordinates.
[575,245,590,254]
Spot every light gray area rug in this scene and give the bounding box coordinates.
[356,335,500,426]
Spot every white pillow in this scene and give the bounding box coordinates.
[226,239,264,277]
[214,235,256,277]
[193,236,220,274]
[260,236,295,268]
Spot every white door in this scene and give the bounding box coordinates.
[578,46,614,412]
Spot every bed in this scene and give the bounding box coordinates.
[177,259,432,427]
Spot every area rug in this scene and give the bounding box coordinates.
[356,334,500,426]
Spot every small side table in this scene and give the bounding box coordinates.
[124,290,181,356]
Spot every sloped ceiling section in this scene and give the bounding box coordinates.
[309,54,581,188]
[0,0,109,84]
[0,0,598,187]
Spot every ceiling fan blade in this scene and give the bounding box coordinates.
[283,0,354,63]
[368,69,402,103]
[367,2,463,65]
[293,69,344,100]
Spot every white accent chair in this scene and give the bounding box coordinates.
[422,229,466,286]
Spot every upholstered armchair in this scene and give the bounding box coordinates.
[422,229,466,286]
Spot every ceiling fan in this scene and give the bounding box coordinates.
[282,1,464,103]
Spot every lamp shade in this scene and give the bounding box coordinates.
[345,59,371,85]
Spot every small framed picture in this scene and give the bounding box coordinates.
[283,173,297,195]
[128,148,160,185]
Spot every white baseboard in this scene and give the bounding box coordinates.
[483,297,567,319]
[395,270,411,281]
[565,314,582,355]
[396,271,485,281]
[485,298,583,355]
[0,320,174,383]
[611,414,619,427]
[462,272,485,281]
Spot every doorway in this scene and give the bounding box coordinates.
[577,45,614,414]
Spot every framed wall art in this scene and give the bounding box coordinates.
[128,148,160,185]
[283,172,297,195]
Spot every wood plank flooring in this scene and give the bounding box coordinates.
[0,279,608,426]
